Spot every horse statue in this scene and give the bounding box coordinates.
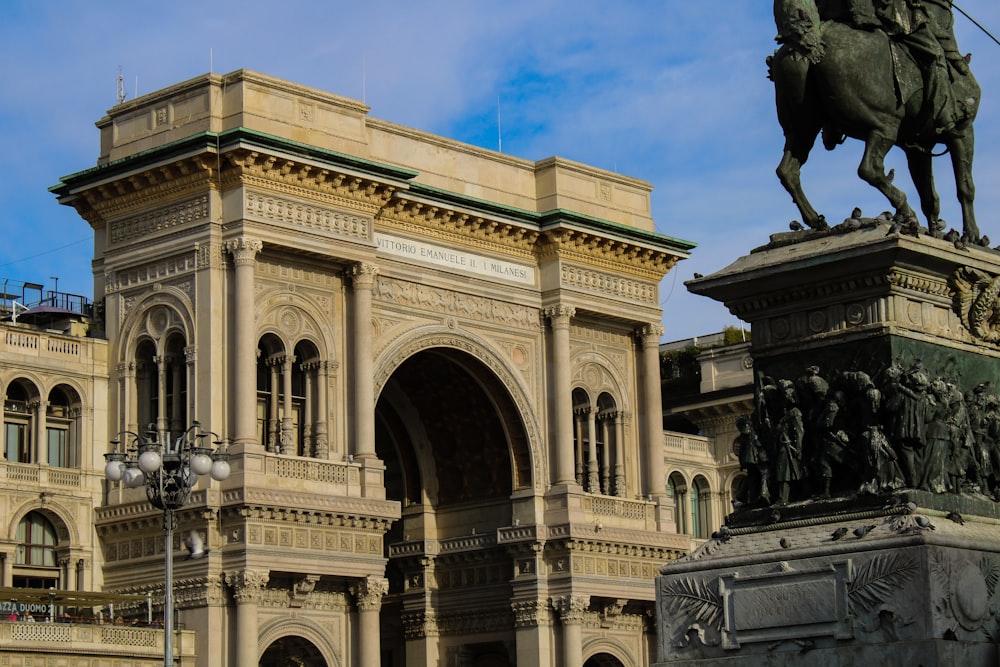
[771,0,981,240]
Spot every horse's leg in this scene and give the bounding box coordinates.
[777,131,825,229]
[858,133,917,221]
[949,126,979,242]
[905,146,942,236]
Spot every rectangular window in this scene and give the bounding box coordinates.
[47,427,68,467]
[5,421,30,463]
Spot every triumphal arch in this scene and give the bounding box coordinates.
[53,70,693,667]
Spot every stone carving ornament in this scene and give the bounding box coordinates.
[952,267,1000,343]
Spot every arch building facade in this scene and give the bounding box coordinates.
[51,70,696,666]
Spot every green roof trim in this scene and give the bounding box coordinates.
[50,127,695,255]
[406,181,696,255]
[51,127,417,196]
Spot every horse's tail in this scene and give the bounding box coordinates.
[774,0,825,63]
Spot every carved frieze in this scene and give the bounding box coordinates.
[372,276,540,329]
[561,264,658,304]
[245,190,371,241]
[109,195,209,245]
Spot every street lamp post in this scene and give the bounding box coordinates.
[104,422,230,667]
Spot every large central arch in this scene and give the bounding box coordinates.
[374,339,534,664]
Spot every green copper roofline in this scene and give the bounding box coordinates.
[50,127,695,255]
[401,184,695,256]
[50,128,418,196]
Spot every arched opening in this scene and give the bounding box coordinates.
[596,392,620,496]
[47,384,81,468]
[691,475,712,539]
[4,379,38,463]
[584,652,627,667]
[667,471,688,535]
[375,346,531,662]
[133,332,188,442]
[259,635,327,667]
[14,511,59,589]
[572,387,593,491]
[256,334,286,453]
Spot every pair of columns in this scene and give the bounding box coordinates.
[547,306,664,498]
[227,237,377,458]
[226,570,386,667]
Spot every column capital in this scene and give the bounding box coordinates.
[552,595,590,624]
[225,569,270,604]
[635,323,665,345]
[349,262,379,288]
[184,345,197,364]
[512,599,553,628]
[350,575,389,612]
[226,236,263,266]
[544,305,576,327]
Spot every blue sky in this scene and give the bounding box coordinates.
[1,1,999,341]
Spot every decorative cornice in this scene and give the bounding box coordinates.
[223,149,397,213]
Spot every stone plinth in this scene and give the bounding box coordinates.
[687,224,1000,385]
[654,499,1000,665]
[656,223,1000,664]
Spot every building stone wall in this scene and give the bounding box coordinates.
[0,69,743,667]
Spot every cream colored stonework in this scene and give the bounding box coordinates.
[44,69,702,667]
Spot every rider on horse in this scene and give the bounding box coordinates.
[838,0,972,136]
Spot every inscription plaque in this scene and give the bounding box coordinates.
[719,561,853,649]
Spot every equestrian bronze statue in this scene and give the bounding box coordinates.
[771,0,981,240]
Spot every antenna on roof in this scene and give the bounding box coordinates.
[210,47,214,74]
[116,66,126,105]
[362,57,367,105]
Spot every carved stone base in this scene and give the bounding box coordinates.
[654,502,1000,665]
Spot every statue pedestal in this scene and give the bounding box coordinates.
[654,499,1000,666]
[687,223,1000,386]
[655,224,1000,664]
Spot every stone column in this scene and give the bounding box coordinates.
[313,361,331,458]
[118,361,135,434]
[154,355,168,443]
[349,263,378,459]
[225,569,269,667]
[281,354,295,454]
[512,599,554,667]
[637,324,665,498]
[170,356,183,436]
[184,346,197,425]
[614,411,627,497]
[586,406,599,493]
[599,413,611,495]
[226,237,263,448]
[267,358,280,452]
[31,400,47,465]
[573,408,585,486]
[351,576,388,667]
[302,364,314,456]
[546,306,576,487]
[553,595,589,667]
[0,551,11,587]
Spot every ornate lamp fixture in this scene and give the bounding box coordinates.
[104,422,229,667]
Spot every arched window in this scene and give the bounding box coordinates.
[596,393,620,496]
[134,334,188,443]
[258,334,320,456]
[571,388,591,489]
[691,476,712,539]
[14,512,59,589]
[47,385,80,468]
[667,472,688,535]
[4,381,33,463]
